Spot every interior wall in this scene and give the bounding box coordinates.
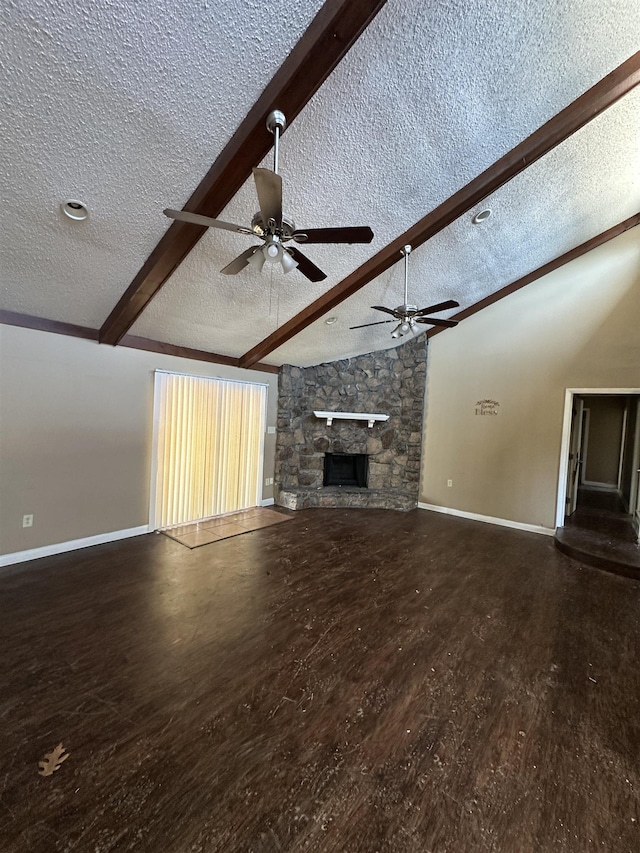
[420,226,640,530]
[580,395,626,486]
[0,326,278,556]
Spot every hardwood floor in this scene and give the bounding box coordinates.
[1,508,639,852]
[555,487,640,579]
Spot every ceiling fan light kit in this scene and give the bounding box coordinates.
[350,245,460,338]
[163,110,374,283]
[247,248,266,272]
[280,249,299,274]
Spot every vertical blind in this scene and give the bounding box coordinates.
[152,371,266,529]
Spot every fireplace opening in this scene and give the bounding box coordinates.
[323,453,369,488]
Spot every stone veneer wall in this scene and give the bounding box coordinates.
[275,335,427,511]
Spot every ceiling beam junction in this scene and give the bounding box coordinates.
[238,51,640,368]
[98,0,389,346]
[0,311,278,374]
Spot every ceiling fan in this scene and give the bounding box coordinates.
[350,245,460,338]
[164,110,374,283]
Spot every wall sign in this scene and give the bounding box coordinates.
[475,399,500,416]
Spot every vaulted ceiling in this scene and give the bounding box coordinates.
[1,0,639,369]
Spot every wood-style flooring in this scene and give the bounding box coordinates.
[1,508,639,852]
[555,487,640,580]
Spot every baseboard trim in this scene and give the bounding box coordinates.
[260,498,275,507]
[417,503,555,536]
[582,481,618,491]
[0,525,150,568]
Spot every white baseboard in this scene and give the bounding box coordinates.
[260,498,275,507]
[0,525,150,569]
[417,503,555,536]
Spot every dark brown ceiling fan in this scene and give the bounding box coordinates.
[164,111,374,283]
[350,245,459,338]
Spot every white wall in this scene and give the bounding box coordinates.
[420,226,640,530]
[0,326,278,556]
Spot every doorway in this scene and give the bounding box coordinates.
[557,389,640,540]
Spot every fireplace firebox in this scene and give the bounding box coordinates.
[323,453,369,488]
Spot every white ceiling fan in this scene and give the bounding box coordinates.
[350,245,460,338]
[164,111,374,282]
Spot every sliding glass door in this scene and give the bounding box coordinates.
[150,371,267,529]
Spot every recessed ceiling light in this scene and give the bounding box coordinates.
[61,200,89,221]
[325,316,338,325]
[472,209,491,224]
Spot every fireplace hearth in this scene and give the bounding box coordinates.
[323,453,368,488]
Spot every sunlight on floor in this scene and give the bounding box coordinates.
[160,507,292,548]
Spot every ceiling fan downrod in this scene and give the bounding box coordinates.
[402,244,411,307]
[266,110,286,175]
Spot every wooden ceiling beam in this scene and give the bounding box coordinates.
[99,0,388,346]
[0,310,98,341]
[0,311,279,374]
[238,51,640,368]
[427,212,640,337]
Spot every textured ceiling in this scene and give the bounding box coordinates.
[0,0,326,324]
[1,0,639,366]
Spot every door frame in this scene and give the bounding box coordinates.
[565,397,584,518]
[555,388,640,529]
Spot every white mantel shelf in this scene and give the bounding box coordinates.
[313,410,390,428]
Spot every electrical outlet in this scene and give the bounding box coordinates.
[447,479,453,488]
[22,514,34,528]
[267,426,276,435]
[265,477,274,486]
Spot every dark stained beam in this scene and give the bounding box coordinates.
[119,334,280,374]
[99,0,389,346]
[426,212,640,338]
[0,311,280,374]
[238,51,640,368]
[0,310,98,341]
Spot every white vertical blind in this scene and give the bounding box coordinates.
[152,371,266,529]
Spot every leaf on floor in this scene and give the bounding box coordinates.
[38,742,70,776]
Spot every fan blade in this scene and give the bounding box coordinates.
[292,226,374,244]
[287,247,327,282]
[371,305,401,318]
[350,320,394,330]
[252,168,282,225]
[413,299,460,316]
[220,247,260,275]
[164,209,252,234]
[414,317,459,328]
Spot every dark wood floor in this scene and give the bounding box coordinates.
[555,487,640,579]
[1,508,639,852]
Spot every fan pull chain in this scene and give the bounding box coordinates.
[269,266,273,316]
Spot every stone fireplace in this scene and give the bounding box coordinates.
[275,335,427,511]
